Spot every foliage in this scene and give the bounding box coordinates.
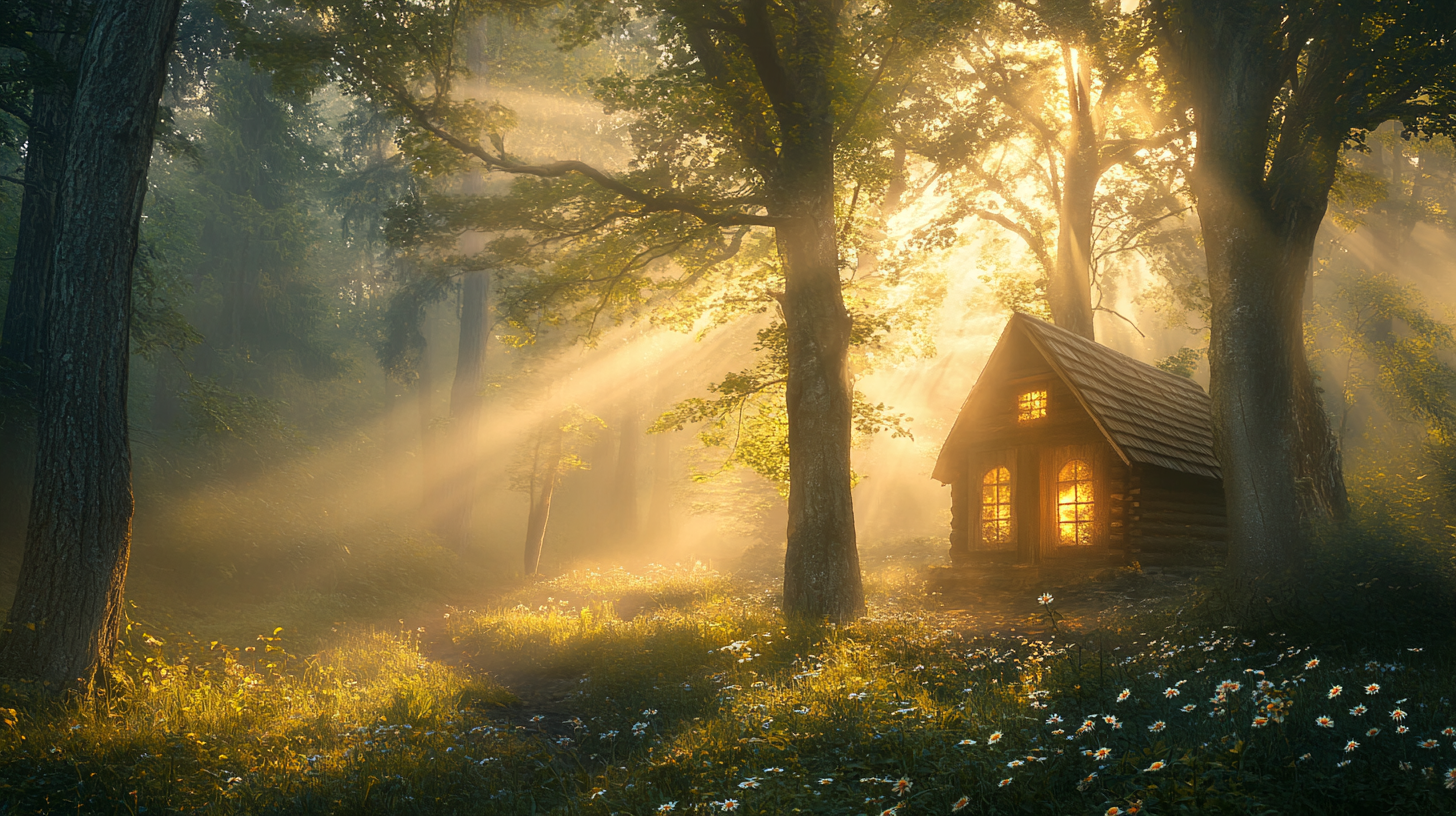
[5,559,1456,814]
[651,320,911,494]
[507,403,606,495]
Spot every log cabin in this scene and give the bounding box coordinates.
[932,313,1226,565]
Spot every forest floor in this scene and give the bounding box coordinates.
[2,538,1453,815]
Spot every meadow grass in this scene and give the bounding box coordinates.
[2,555,1456,814]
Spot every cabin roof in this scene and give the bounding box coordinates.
[933,313,1221,482]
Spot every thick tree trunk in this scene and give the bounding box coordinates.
[0,2,88,547]
[1175,2,1349,578]
[523,424,562,576]
[0,1,88,374]
[1049,43,1098,340]
[777,172,862,620]
[437,269,489,550]
[770,1,863,622]
[0,0,181,688]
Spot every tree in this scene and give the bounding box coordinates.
[231,0,979,619]
[1155,0,1456,577]
[0,0,90,375]
[0,0,183,687]
[511,404,603,575]
[913,0,1193,338]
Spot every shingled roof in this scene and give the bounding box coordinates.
[935,313,1221,481]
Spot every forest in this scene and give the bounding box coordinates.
[1,0,1456,813]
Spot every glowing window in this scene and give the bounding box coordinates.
[981,466,1013,545]
[1056,459,1094,546]
[1017,390,1047,422]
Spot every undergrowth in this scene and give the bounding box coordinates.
[2,551,1456,815]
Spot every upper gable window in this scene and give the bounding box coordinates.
[1017,389,1047,422]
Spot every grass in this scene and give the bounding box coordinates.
[3,551,1456,814]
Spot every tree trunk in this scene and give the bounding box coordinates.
[1173,1,1349,578]
[415,309,435,517]
[771,1,863,622]
[437,269,489,550]
[1050,43,1099,340]
[0,0,182,689]
[609,394,641,542]
[523,423,562,576]
[0,2,88,547]
[0,1,88,375]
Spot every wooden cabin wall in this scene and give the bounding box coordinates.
[948,477,970,562]
[1125,466,1227,554]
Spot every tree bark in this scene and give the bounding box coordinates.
[0,0,182,689]
[1049,42,1099,340]
[773,9,863,620]
[0,1,88,374]
[523,423,562,576]
[1166,0,1349,578]
[0,2,89,547]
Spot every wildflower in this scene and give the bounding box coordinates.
[1117,689,1130,702]
[1146,760,1166,772]
[1305,658,1320,669]
[892,778,912,796]
[880,807,901,816]
[738,779,760,789]
[1094,747,1113,760]
[998,778,1012,787]
[657,803,676,813]
[1345,740,1360,753]
[1401,761,1414,771]
[1328,685,1343,699]
[1103,715,1120,727]
[1391,708,1408,722]
[1398,725,1410,734]
[530,715,544,722]
[1364,684,1380,695]
[1445,768,1456,790]
[1148,721,1166,733]
[819,778,834,785]
[1252,716,1269,728]
[1106,809,1122,816]
[1420,739,1439,749]
[987,731,1003,744]
[951,795,970,812]
[1038,593,1053,605]
[643,709,658,716]
[957,739,977,746]
[717,800,740,812]
[1350,704,1368,716]
[1006,759,1023,768]
[632,722,649,736]
[1217,680,1241,694]
[1445,727,1456,737]
[1181,704,1197,713]
[1337,760,1351,768]
[1316,716,1334,729]
[1367,728,1380,737]
[1164,687,1180,699]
